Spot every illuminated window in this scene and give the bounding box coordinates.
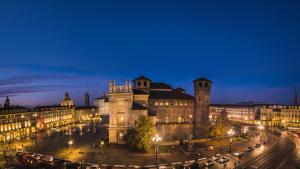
[178,117,182,123]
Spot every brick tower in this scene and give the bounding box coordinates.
[193,77,212,138]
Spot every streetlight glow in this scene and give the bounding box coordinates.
[152,134,162,143]
[152,134,162,168]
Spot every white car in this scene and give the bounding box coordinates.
[233,152,244,157]
[86,163,100,169]
[205,159,216,167]
[212,154,221,160]
[218,156,230,163]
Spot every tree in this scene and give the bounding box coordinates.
[209,109,231,138]
[125,116,155,151]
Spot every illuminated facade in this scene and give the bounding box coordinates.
[60,92,74,107]
[209,104,259,125]
[34,106,74,131]
[74,106,99,122]
[106,76,211,143]
[0,107,37,142]
[94,95,110,116]
[260,105,300,129]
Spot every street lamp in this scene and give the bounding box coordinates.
[243,127,248,134]
[227,129,235,153]
[152,134,162,168]
[258,125,264,142]
[68,139,73,149]
[99,140,105,153]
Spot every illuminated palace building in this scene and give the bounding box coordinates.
[0,93,98,143]
[102,76,211,144]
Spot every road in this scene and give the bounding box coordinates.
[2,125,300,169]
[237,131,297,169]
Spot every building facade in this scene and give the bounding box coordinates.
[209,104,260,125]
[0,94,90,143]
[0,107,36,142]
[103,76,211,144]
[34,106,74,131]
[60,92,74,107]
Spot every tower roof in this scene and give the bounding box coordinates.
[64,92,70,100]
[133,75,152,82]
[193,77,212,83]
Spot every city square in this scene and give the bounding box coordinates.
[1,0,300,169]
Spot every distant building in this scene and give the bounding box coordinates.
[0,106,35,142]
[34,105,74,131]
[260,105,300,129]
[60,92,74,107]
[74,106,99,123]
[3,96,10,108]
[94,94,109,116]
[209,104,260,125]
[85,93,90,107]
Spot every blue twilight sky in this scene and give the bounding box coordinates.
[0,0,299,106]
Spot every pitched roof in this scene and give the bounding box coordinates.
[150,82,172,90]
[193,77,212,83]
[132,102,148,110]
[133,75,152,82]
[149,90,194,100]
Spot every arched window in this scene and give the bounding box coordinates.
[199,82,202,88]
[205,82,208,87]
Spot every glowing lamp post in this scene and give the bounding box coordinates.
[68,139,73,149]
[258,125,264,142]
[152,134,162,168]
[100,140,105,153]
[227,129,235,153]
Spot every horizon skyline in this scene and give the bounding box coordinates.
[1,1,300,106]
[0,73,298,107]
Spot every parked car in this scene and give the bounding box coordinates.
[86,163,100,169]
[255,143,261,148]
[218,156,230,163]
[212,154,221,161]
[205,159,216,167]
[206,146,214,151]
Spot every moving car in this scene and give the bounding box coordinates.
[233,152,244,157]
[218,156,230,163]
[205,159,216,167]
[247,146,255,152]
